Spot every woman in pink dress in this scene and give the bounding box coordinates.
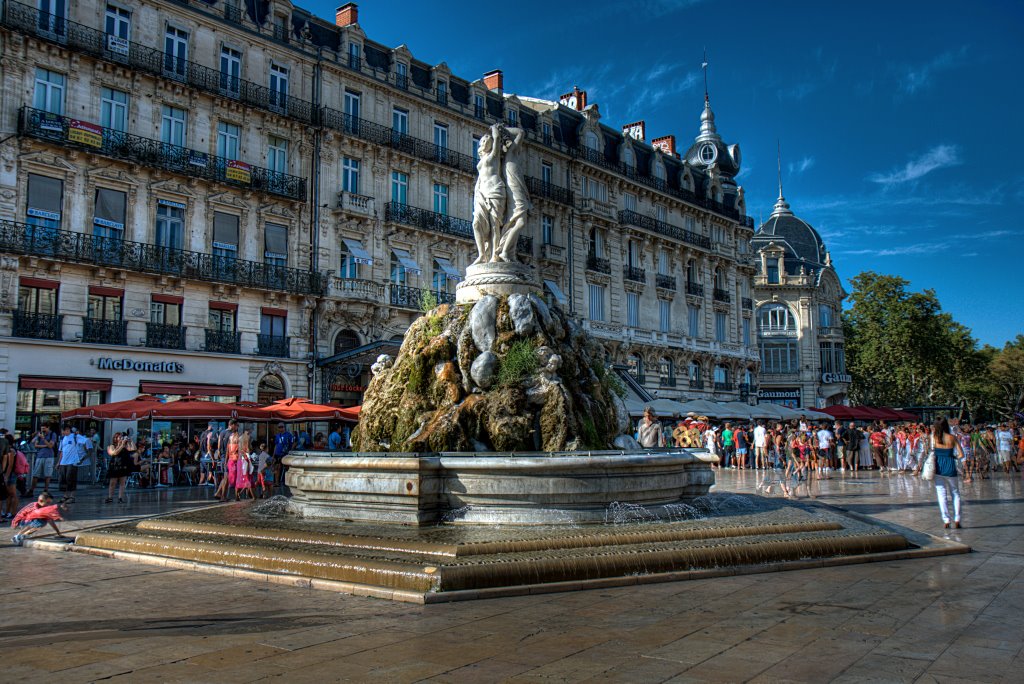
[234,428,253,499]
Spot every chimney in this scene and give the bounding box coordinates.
[652,135,677,157]
[335,3,358,27]
[483,69,503,92]
[623,120,645,142]
[559,86,587,111]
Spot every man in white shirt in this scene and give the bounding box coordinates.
[816,424,834,477]
[753,421,768,470]
[58,425,90,502]
[995,424,1015,473]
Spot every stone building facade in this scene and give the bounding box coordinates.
[0,0,759,435]
[750,192,849,409]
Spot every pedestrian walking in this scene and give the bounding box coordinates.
[27,425,56,496]
[636,408,665,448]
[1,441,19,521]
[105,432,137,504]
[930,417,966,529]
[57,425,89,502]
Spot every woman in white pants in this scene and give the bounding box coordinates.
[931,418,966,529]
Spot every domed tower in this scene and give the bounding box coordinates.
[750,167,849,409]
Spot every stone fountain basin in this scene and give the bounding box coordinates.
[283,449,717,525]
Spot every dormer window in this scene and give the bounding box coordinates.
[395,62,408,89]
[766,258,780,284]
[623,146,635,169]
[584,131,599,151]
[508,108,517,126]
[347,41,361,69]
[436,79,447,105]
[653,160,665,181]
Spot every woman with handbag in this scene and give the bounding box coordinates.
[928,417,966,529]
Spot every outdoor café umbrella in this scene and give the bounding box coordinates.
[151,396,265,421]
[645,398,691,416]
[749,403,786,420]
[819,405,862,421]
[716,402,758,420]
[257,397,360,423]
[61,394,166,421]
[677,399,727,419]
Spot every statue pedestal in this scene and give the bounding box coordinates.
[455,262,542,305]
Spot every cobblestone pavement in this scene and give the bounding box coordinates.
[2,470,1023,683]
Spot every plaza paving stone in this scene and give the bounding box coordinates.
[2,469,1023,682]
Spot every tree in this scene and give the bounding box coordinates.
[990,335,1024,417]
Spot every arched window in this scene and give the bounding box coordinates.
[757,304,797,334]
[584,131,599,151]
[819,305,834,328]
[333,330,360,356]
[627,354,644,382]
[744,368,756,387]
[714,365,729,387]
[688,360,702,381]
[257,374,285,404]
[659,357,674,386]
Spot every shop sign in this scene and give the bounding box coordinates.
[758,388,800,400]
[93,358,184,373]
[330,384,366,393]
[821,372,852,384]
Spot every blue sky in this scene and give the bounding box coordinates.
[308,0,1023,347]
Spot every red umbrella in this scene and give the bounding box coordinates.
[257,398,360,423]
[62,394,166,421]
[819,405,861,421]
[151,397,265,421]
[889,409,919,421]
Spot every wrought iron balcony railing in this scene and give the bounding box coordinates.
[714,381,734,391]
[0,220,325,296]
[384,202,472,240]
[330,278,385,302]
[19,107,306,201]
[223,3,244,24]
[623,265,646,283]
[525,176,574,206]
[205,329,241,355]
[83,318,126,345]
[659,377,677,388]
[0,2,315,125]
[619,210,711,250]
[686,282,704,297]
[586,253,611,274]
[257,334,289,358]
[389,285,455,310]
[13,310,62,340]
[322,109,475,175]
[742,297,753,310]
[656,274,676,290]
[689,378,704,390]
[713,288,732,303]
[819,326,842,337]
[146,322,186,350]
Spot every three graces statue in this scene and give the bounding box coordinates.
[472,124,532,264]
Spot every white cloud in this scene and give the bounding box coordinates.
[869,145,962,185]
[787,156,815,175]
[898,47,969,94]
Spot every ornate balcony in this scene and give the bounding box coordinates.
[819,326,842,337]
[205,329,241,355]
[1,2,315,125]
[656,274,676,290]
[619,210,711,250]
[336,192,375,216]
[540,243,566,263]
[623,265,646,283]
[389,285,455,310]
[525,176,574,206]
[659,377,677,388]
[20,107,305,201]
[146,323,186,350]
[714,381,734,391]
[322,109,475,175]
[384,202,472,240]
[83,318,126,345]
[689,378,704,390]
[330,278,385,303]
[0,220,325,296]
[13,310,62,340]
[586,253,611,274]
[713,288,732,303]
[686,281,704,297]
[257,334,289,358]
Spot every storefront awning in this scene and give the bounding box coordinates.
[139,381,241,397]
[435,257,461,281]
[543,279,567,305]
[392,248,422,275]
[20,376,112,392]
[343,238,373,265]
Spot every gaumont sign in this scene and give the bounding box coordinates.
[92,358,185,373]
[821,372,852,384]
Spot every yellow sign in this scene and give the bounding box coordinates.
[226,160,252,184]
[68,119,103,148]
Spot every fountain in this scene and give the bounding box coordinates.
[71,123,967,602]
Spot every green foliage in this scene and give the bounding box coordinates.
[497,339,539,387]
[419,290,438,313]
[990,335,1024,417]
[605,369,627,399]
[424,314,443,338]
[580,414,600,448]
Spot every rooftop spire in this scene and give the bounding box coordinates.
[772,139,793,217]
[702,48,709,103]
[696,49,720,143]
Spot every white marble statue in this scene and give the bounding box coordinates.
[471,123,532,264]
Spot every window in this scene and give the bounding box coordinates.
[588,227,603,258]
[33,68,64,115]
[347,41,360,69]
[155,201,183,250]
[18,284,56,314]
[714,365,728,385]
[436,79,448,104]
[588,283,606,322]
[508,108,517,126]
[654,161,666,181]
[26,174,63,230]
[542,215,553,245]
[216,122,240,160]
[434,122,449,152]
[688,304,700,337]
[472,135,481,163]
[339,241,360,279]
[150,299,181,326]
[267,136,288,173]
[542,121,552,145]
[36,0,67,37]
[686,259,698,285]
[685,215,696,233]
[623,192,637,213]
[713,268,725,290]
[655,204,667,223]
[626,292,639,327]
[260,312,286,338]
[582,176,607,202]
[269,63,288,109]
[209,307,235,332]
[659,300,671,333]
[819,305,834,328]
[395,61,408,89]
[742,318,751,346]
[627,239,640,268]
[657,250,669,275]
[265,223,287,267]
[689,361,702,382]
[433,183,448,215]
[623,147,635,169]
[88,292,121,321]
[93,188,126,239]
[160,105,187,147]
[820,342,846,375]
[758,304,796,333]
[391,107,409,136]
[212,212,239,259]
[715,311,727,342]
[100,88,128,132]
[659,357,674,384]
[626,355,644,382]
[760,342,799,374]
[390,171,408,205]
[542,162,553,185]
[343,89,361,118]
[104,4,130,56]
[766,259,780,284]
[431,260,449,294]
[389,253,408,285]
[584,131,599,151]
[163,26,188,77]
[341,157,360,193]
[220,46,241,94]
